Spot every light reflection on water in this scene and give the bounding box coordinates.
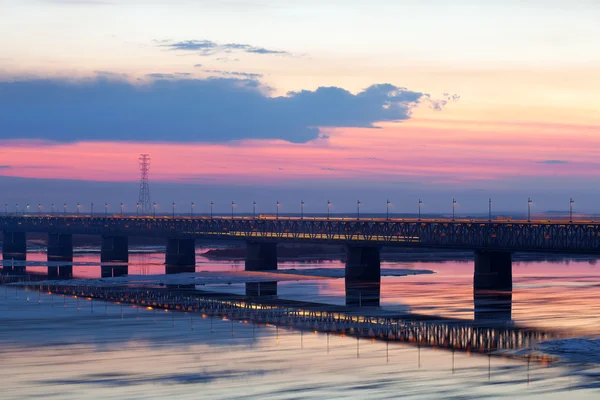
[1,292,599,399]
[1,249,600,398]
[18,249,600,334]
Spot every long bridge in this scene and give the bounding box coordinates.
[2,214,600,307]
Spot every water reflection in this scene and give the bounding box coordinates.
[345,281,380,307]
[245,281,278,297]
[0,290,598,399]
[473,290,512,322]
[48,265,73,279]
[100,264,128,278]
[165,265,195,275]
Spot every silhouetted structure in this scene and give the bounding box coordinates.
[138,153,151,215]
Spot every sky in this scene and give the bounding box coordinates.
[1,0,600,216]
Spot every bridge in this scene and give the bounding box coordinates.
[2,214,600,307]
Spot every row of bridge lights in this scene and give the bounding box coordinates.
[4,197,578,223]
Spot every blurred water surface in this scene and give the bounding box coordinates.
[1,248,600,399]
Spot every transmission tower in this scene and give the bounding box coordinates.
[138,154,151,215]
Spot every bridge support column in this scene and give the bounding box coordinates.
[165,238,195,271]
[345,245,380,307]
[2,231,26,259]
[245,242,277,271]
[101,236,129,263]
[2,232,26,274]
[474,251,512,291]
[47,234,73,262]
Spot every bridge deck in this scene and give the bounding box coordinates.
[2,215,600,254]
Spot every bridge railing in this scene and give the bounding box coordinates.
[2,216,600,253]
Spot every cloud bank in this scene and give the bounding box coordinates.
[159,39,290,57]
[0,77,427,143]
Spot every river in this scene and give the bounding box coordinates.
[1,247,599,399]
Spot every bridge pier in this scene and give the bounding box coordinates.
[2,231,26,274]
[101,236,129,263]
[2,231,26,259]
[245,242,277,271]
[345,245,381,307]
[165,238,196,269]
[474,251,512,291]
[47,233,73,262]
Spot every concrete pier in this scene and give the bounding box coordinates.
[345,245,381,307]
[245,242,277,271]
[2,231,26,259]
[165,238,196,267]
[474,251,512,291]
[47,233,73,262]
[2,232,26,274]
[101,236,129,263]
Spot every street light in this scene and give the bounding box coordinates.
[210,201,214,219]
[452,198,456,222]
[569,198,574,223]
[105,202,108,217]
[172,202,175,218]
[386,199,391,220]
[418,199,422,221]
[327,200,331,220]
[357,200,361,220]
[527,198,532,222]
[51,203,55,214]
[488,198,492,222]
[276,200,280,219]
[136,202,140,217]
[191,202,195,217]
[153,202,157,217]
[253,200,256,218]
[26,203,30,215]
[4,204,7,214]
[231,201,235,220]
[38,204,41,214]
[300,200,304,220]
[63,202,67,215]
[77,202,80,216]
[120,202,124,217]
[91,202,94,217]
[15,203,18,215]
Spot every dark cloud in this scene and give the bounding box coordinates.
[0,78,429,143]
[193,64,203,68]
[537,160,569,165]
[160,40,290,57]
[0,165,11,169]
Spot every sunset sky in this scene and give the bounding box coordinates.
[1,0,600,215]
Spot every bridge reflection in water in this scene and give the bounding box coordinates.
[1,274,554,356]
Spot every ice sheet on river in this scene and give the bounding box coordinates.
[10,267,433,287]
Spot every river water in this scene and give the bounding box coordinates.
[1,247,599,399]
